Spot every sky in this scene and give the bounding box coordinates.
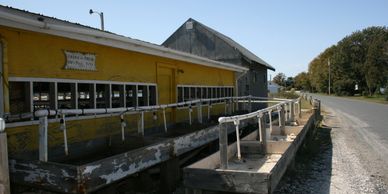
[1,0,387,79]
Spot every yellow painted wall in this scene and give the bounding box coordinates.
[0,26,235,155]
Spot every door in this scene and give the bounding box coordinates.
[157,63,176,123]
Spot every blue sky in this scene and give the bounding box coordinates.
[1,1,387,78]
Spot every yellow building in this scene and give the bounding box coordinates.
[0,6,247,156]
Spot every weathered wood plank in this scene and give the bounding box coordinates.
[9,159,78,193]
[0,133,10,194]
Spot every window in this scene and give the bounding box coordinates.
[184,87,190,102]
[33,82,55,110]
[196,87,202,99]
[190,87,196,101]
[176,85,234,106]
[201,88,207,99]
[111,84,124,108]
[57,83,76,109]
[148,86,157,106]
[78,83,94,109]
[125,85,136,107]
[9,82,31,114]
[137,85,147,106]
[96,84,110,108]
[8,78,158,122]
[177,87,183,103]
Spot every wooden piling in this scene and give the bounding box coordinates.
[219,123,228,169]
[0,131,10,194]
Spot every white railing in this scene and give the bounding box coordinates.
[10,95,301,162]
[217,96,301,164]
[29,96,250,161]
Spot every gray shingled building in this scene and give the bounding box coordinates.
[162,18,275,109]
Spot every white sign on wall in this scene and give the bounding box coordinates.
[64,51,96,71]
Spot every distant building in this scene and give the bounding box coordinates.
[268,81,282,94]
[162,18,275,109]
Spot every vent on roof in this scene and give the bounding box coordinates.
[186,21,193,30]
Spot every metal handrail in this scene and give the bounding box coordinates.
[217,97,301,161]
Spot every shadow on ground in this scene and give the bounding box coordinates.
[274,124,333,194]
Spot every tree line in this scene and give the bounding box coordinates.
[274,26,388,96]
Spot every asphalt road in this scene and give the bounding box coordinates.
[312,94,388,141]
[311,94,388,189]
[276,94,388,193]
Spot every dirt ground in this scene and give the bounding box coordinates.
[275,107,388,194]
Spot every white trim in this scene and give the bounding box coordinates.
[0,11,248,73]
[9,77,157,86]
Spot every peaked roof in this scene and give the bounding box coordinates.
[0,5,247,73]
[166,18,275,71]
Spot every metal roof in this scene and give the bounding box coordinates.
[0,5,248,73]
[186,18,275,71]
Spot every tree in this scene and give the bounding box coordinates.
[306,26,388,96]
[272,73,286,86]
[294,72,310,91]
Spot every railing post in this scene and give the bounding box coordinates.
[207,103,211,121]
[298,98,302,118]
[138,112,144,136]
[163,109,167,132]
[278,105,285,135]
[39,116,48,162]
[0,118,10,194]
[189,105,192,125]
[197,102,202,124]
[120,114,126,141]
[219,123,228,169]
[257,113,267,154]
[60,114,69,155]
[234,120,242,160]
[289,101,296,126]
[268,110,273,136]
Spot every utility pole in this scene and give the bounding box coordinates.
[328,59,331,95]
[89,9,104,31]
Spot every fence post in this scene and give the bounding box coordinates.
[189,105,192,125]
[39,116,48,162]
[278,105,285,135]
[197,102,202,124]
[0,118,10,194]
[219,123,228,169]
[298,98,302,118]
